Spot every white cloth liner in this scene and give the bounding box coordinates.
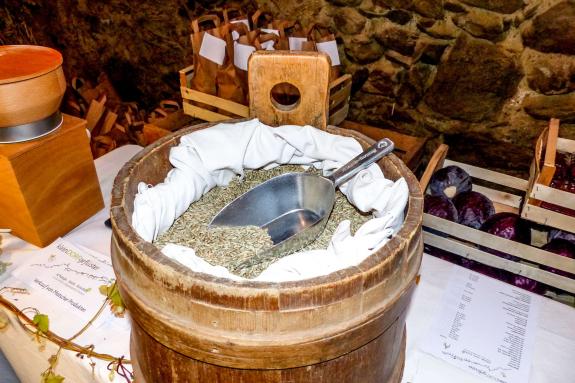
[132,119,408,282]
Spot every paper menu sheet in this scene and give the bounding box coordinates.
[2,239,115,337]
[420,268,540,383]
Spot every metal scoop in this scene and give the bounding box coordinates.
[209,138,395,264]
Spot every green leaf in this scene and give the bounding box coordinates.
[42,371,65,383]
[33,313,49,334]
[108,285,123,307]
[99,281,125,317]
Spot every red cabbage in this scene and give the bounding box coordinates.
[424,194,458,221]
[541,239,575,277]
[512,275,542,293]
[429,165,472,199]
[548,229,575,245]
[479,213,531,262]
[453,191,495,229]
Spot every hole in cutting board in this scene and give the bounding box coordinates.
[270,82,301,111]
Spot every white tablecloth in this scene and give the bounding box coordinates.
[1,144,574,383]
[0,145,141,383]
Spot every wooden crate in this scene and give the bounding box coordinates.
[0,114,104,247]
[420,144,575,298]
[179,65,352,126]
[521,118,575,232]
[338,120,427,171]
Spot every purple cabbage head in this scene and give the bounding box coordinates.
[453,191,495,229]
[479,213,531,261]
[512,275,542,294]
[429,165,472,199]
[480,213,531,244]
[424,194,458,221]
[541,239,575,277]
[548,229,575,245]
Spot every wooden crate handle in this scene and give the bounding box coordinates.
[544,118,559,168]
[419,144,449,190]
[248,51,331,130]
[223,8,244,25]
[191,15,220,34]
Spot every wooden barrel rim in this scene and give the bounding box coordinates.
[0,45,63,84]
[110,120,423,368]
[111,120,422,292]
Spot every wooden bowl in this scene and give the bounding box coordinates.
[0,45,66,127]
[111,121,424,383]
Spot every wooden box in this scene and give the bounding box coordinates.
[521,118,575,232]
[338,120,427,171]
[179,65,352,126]
[420,145,575,302]
[0,114,104,247]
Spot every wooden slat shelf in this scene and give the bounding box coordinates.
[420,145,575,302]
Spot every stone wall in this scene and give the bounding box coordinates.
[2,0,574,174]
[258,0,575,174]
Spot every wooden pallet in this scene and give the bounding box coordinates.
[521,118,575,233]
[338,120,427,171]
[420,144,575,298]
[179,65,351,126]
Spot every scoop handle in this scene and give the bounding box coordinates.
[326,138,394,187]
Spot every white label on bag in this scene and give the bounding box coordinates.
[316,40,340,66]
[234,42,256,71]
[261,28,280,36]
[231,18,250,40]
[261,40,276,50]
[199,33,227,65]
[261,29,279,50]
[289,37,307,51]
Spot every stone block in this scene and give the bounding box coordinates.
[412,0,444,18]
[522,1,575,55]
[344,35,385,64]
[423,34,521,122]
[523,50,575,95]
[522,93,575,122]
[371,19,419,56]
[460,0,523,14]
[453,8,507,40]
[334,7,366,35]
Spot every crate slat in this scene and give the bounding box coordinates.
[329,74,352,110]
[424,231,575,294]
[522,203,575,233]
[180,63,350,126]
[328,103,349,126]
[182,102,234,122]
[181,87,250,117]
[530,183,575,210]
[558,137,575,152]
[424,214,575,274]
[472,184,523,210]
[443,159,529,191]
[422,145,575,297]
[521,118,575,232]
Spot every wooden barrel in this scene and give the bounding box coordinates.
[0,45,66,127]
[110,121,423,383]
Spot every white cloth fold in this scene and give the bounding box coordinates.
[132,119,409,282]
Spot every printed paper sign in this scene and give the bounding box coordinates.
[421,268,540,383]
[289,37,307,51]
[316,40,341,66]
[9,239,115,323]
[234,42,256,71]
[199,33,227,65]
